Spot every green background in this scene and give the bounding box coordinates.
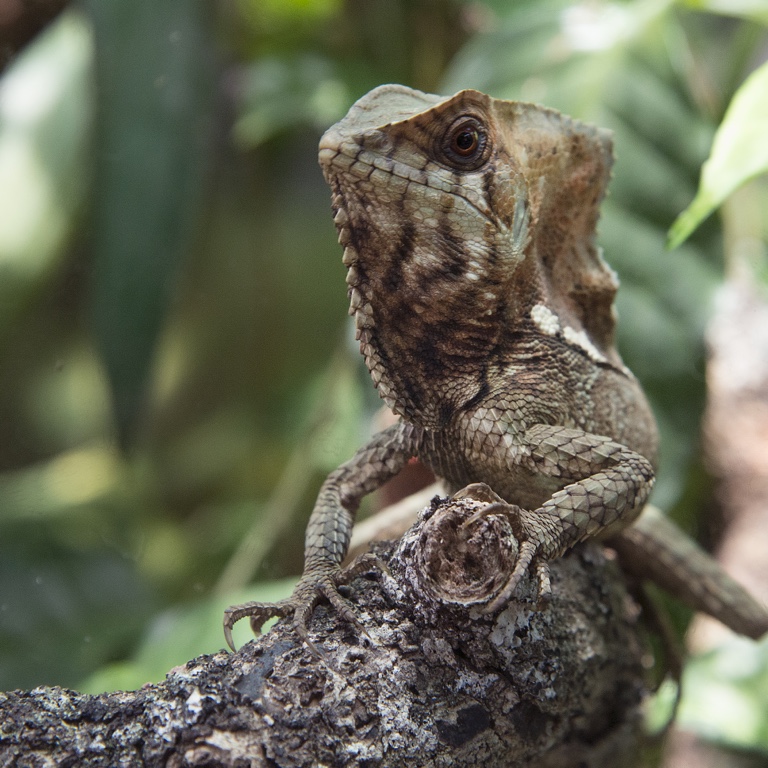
[1,0,767,760]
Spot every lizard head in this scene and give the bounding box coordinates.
[319,84,620,428]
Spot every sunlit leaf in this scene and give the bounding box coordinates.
[234,54,349,147]
[0,444,122,521]
[668,59,768,248]
[239,0,341,25]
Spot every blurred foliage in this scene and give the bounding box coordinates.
[0,10,90,339]
[0,1,767,762]
[678,636,768,754]
[79,578,296,695]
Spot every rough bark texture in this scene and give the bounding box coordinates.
[0,496,650,768]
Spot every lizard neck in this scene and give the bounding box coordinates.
[336,199,533,428]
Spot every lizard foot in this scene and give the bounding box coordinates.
[223,553,388,654]
[455,484,553,613]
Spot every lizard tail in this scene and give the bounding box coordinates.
[610,506,768,640]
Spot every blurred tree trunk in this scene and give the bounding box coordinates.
[663,275,768,768]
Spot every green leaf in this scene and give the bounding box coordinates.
[239,0,341,27]
[234,54,350,147]
[0,445,122,521]
[668,59,768,248]
[0,542,154,691]
[83,0,217,448]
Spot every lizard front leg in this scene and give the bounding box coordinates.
[223,420,419,651]
[478,424,655,613]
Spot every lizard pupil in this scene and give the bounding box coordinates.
[454,127,478,155]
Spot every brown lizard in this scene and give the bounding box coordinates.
[224,84,768,651]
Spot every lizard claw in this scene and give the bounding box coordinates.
[461,500,514,529]
[480,538,536,613]
[223,554,388,653]
[479,541,552,614]
[223,600,293,653]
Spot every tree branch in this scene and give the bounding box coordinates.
[0,494,650,767]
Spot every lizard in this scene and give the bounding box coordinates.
[224,84,768,651]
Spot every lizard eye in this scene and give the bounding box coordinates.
[441,116,489,169]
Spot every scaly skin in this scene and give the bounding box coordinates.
[224,85,768,650]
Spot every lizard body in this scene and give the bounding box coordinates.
[224,85,768,649]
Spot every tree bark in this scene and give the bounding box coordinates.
[0,494,650,768]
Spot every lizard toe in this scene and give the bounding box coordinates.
[534,559,552,607]
[461,500,513,529]
[223,600,292,652]
[482,538,539,614]
[223,558,385,655]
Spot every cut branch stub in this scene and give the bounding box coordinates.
[392,486,524,609]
